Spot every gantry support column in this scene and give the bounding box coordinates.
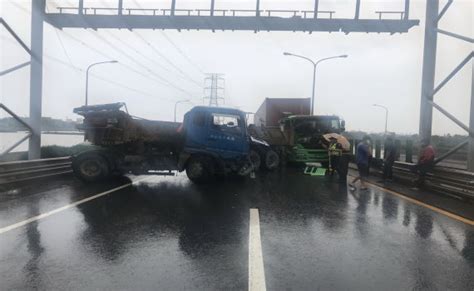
[171,0,176,16]
[313,0,319,19]
[355,0,361,19]
[468,63,474,172]
[404,0,410,20]
[210,0,215,16]
[419,0,439,143]
[118,0,123,15]
[28,0,45,160]
[78,0,84,14]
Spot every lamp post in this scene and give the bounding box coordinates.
[85,60,118,106]
[283,52,348,115]
[373,104,389,135]
[174,100,191,122]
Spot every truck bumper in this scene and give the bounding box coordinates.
[288,146,329,163]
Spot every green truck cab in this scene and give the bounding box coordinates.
[281,115,345,163]
[249,98,345,165]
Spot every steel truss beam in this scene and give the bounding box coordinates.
[434,139,468,165]
[0,18,34,58]
[28,0,45,159]
[432,52,473,96]
[0,104,34,157]
[469,63,474,170]
[436,29,474,43]
[0,17,38,159]
[419,0,474,170]
[436,0,453,23]
[43,14,418,34]
[0,61,31,76]
[428,100,474,137]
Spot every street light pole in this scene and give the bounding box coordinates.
[373,104,389,135]
[283,52,348,115]
[85,60,118,106]
[174,100,191,122]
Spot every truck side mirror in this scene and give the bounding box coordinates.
[341,120,346,131]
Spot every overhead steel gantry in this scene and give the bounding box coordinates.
[43,0,419,33]
[8,0,421,160]
[419,0,474,171]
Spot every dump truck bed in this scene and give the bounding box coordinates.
[74,103,183,147]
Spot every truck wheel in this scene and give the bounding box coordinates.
[73,152,110,182]
[249,150,261,170]
[264,150,280,170]
[186,157,214,183]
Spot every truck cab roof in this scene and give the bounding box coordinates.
[284,115,341,121]
[190,106,246,117]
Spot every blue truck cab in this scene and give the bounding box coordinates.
[179,106,254,181]
[183,106,249,158]
[71,103,271,183]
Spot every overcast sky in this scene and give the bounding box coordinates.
[1,0,472,135]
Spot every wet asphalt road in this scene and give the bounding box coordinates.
[0,169,473,290]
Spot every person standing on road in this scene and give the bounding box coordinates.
[336,146,351,183]
[415,139,435,187]
[328,138,341,176]
[367,137,373,177]
[383,136,397,181]
[349,136,372,191]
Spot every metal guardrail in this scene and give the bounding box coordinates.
[392,162,474,200]
[358,161,474,200]
[1,155,472,200]
[0,157,72,185]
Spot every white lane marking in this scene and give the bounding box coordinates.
[0,177,150,235]
[249,208,267,291]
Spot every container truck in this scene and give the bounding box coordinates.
[249,98,345,165]
[71,103,273,183]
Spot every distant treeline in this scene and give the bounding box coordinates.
[0,117,79,132]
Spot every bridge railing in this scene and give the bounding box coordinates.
[375,11,405,20]
[349,139,473,200]
[53,6,410,21]
[0,157,72,186]
[391,162,473,200]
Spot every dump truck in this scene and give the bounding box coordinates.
[72,103,273,183]
[249,98,345,165]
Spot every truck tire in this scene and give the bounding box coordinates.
[264,150,280,170]
[72,152,110,182]
[186,156,214,183]
[249,150,261,170]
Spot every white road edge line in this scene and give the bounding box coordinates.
[249,208,267,291]
[0,177,151,235]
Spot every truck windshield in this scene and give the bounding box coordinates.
[212,113,243,135]
[293,118,340,136]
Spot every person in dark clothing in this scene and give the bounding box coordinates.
[337,151,351,182]
[415,139,436,187]
[366,137,373,176]
[383,136,397,181]
[349,135,372,191]
[328,138,341,176]
[328,139,349,182]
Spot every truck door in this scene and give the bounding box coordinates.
[184,109,210,149]
[207,113,248,158]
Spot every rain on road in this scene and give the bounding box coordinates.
[0,169,473,290]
